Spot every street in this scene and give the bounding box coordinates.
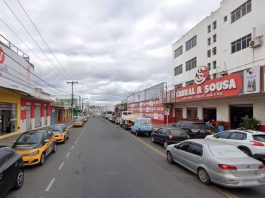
[5,118,265,198]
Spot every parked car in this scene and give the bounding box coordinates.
[12,130,57,166]
[151,128,189,148]
[173,121,211,138]
[83,116,88,122]
[206,130,265,161]
[50,123,70,143]
[115,117,121,125]
[166,139,265,187]
[131,118,153,136]
[73,116,84,127]
[0,147,24,197]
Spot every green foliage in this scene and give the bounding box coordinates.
[240,118,259,130]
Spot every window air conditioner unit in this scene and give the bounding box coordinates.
[249,36,263,48]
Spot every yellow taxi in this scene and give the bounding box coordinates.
[12,130,56,166]
[73,116,84,127]
[50,123,70,143]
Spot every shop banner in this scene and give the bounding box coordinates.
[243,66,260,94]
[0,43,36,95]
[175,73,243,102]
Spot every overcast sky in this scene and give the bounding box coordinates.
[0,0,222,105]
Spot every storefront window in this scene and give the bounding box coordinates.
[0,103,17,133]
[187,108,198,120]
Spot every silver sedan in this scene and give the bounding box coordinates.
[166,139,265,187]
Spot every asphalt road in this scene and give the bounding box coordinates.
[5,118,265,198]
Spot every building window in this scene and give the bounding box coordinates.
[212,61,217,69]
[224,16,227,22]
[174,46,183,58]
[213,21,217,29]
[187,108,198,120]
[175,84,182,89]
[186,80,195,86]
[231,0,252,23]
[212,47,217,55]
[207,50,211,58]
[185,57,197,71]
[208,25,211,33]
[208,63,211,70]
[174,65,183,76]
[186,36,197,51]
[213,34,217,43]
[231,33,252,53]
[208,38,211,46]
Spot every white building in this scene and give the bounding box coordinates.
[168,0,265,130]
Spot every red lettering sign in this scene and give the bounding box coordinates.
[175,73,243,102]
[0,47,5,64]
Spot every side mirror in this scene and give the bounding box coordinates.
[174,145,179,149]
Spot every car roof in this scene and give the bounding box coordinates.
[222,129,265,135]
[185,139,229,146]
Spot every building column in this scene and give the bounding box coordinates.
[197,106,203,121]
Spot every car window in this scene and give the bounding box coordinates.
[156,128,162,133]
[16,132,43,144]
[189,143,203,156]
[214,132,230,139]
[169,129,187,136]
[253,135,265,142]
[228,132,247,140]
[178,142,191,152]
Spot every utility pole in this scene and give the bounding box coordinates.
[67,81,78,121]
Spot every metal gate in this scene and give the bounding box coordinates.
[26,105,31,130]
[35,104,41,128]
[44,105,47,125]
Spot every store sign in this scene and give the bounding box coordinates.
[194,66,209,84]
[175,73,243,102]
[243,67,260,94]
[0,44,36,95]
[0,47,5,64]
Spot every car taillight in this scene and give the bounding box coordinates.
[250,140,264,146]
[168,134,173,140]
[218,164,237,170]
[259,164,265,170]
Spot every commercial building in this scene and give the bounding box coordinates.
[168,0,265,130]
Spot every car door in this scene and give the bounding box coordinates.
[43,131,52,155]
[212,131,232,143]
[225,132,247,146]
[159,129,167,143]
[0,151,15,196]
[185,143,203,173]
[153,128,162,143]
[172,141,191,166]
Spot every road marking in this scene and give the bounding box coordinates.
[71,145,74,150]
[66,152,70,159]
[74,140,78,144]
[125,130,238,198]
[58,162,64,171]
[45,178,55,192]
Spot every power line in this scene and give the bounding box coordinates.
[15,0,72,79]
[2,0,70,81]
[2,50,70,95]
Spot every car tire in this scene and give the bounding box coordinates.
[239,147,252,156]
[13,169,24,190]
[167,151,174,164]
[164,141,168,149]
[40,152,45,165]
[52,143,57,153]
[197,168,211,185]
[151,137,155,143]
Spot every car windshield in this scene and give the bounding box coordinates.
[192,123,210,130]
[169,129,187,136]
[140,119,151,125]
[16,132,43,144]
[209,145,246,158]
[74,117,82,122]
[253,135,265,142]
[51,125,64,133]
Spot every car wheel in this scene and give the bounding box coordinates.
[197,168,211,185]
[239,147,252,156]
[164,141,168,149]
[13,169,24,189]
[40,152,45,165]
[52,143,57,153]
[167,151,174,164]
[151,137,155,143]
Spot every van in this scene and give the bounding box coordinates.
[131,118,153,136]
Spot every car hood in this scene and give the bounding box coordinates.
[13,143,41,150]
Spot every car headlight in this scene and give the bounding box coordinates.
[29,150,39,156]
